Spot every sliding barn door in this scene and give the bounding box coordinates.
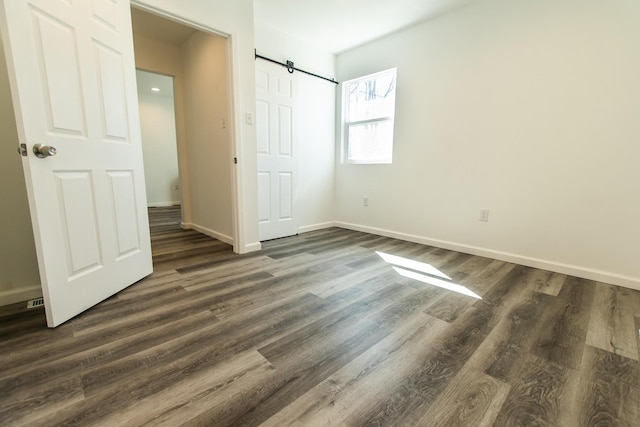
[0,0,152,327]
[255,60,299,241]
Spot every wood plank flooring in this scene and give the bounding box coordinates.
[1,205,639,426]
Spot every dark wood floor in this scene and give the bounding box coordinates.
[1,206,639,426]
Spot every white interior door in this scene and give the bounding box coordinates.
[256,60,298,241]
[0,0,152,327]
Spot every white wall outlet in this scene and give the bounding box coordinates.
[245,112,254,125]
[480,208,489,222]
[363,197,369,207]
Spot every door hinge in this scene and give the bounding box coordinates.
[17,143,27,156]
[234,157,238,164]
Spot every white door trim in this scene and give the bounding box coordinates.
[130,1,247,253]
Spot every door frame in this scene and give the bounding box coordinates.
[131,1,243,253]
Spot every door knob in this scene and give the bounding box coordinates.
[33,144,57,158]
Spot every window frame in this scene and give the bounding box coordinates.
[341,68,397,165]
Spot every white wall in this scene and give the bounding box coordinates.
[254,22,335,78]
[133,32,190,216]
[335,0,640,289]
[296,75,336,232]
[134,0,260,252]
[182,31,234,242]
[255,23,337,233]
[0,39,42,306]
[137,90,181,206]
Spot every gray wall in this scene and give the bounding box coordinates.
[0,39,42,306]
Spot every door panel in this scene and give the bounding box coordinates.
[33,8,86,135]
[55,171,102,277]
[108,170,141,259]
[277,105,292,156]
[92,0,119,29]
[278,172,293,220]
[0,0,152,327]
[277,76,292,97]
[256,60,298,241]
[96,43,129,141]
[257,171,270,223]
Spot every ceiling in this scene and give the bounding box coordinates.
[131,1,476,55]
[253,0,477,54]
[131,7,197,45]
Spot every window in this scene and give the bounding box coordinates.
[342,68,397,164]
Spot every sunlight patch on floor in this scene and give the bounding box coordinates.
[376,251,451,280]
[376,251,481,299]
[392,267,481,299]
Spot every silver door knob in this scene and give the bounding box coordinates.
[33,144,57,158]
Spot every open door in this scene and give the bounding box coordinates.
[0,0,152,327]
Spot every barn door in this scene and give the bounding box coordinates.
[256,59,298,241]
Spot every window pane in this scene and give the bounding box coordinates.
[347,120,394,163]
[347,72,396,122]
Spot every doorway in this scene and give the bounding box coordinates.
[131,7,236,247]
[136,70,181,210]
[0,6,239,310]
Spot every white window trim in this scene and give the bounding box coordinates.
[341,68,397,165]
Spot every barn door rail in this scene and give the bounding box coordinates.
[255,50,339,85]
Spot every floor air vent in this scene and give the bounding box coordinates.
[26,297,44,309]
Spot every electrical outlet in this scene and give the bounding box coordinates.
[479,209,489,222]
[174,184,180,191]
[363,197,369,207]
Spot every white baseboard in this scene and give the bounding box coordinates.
[169,219,259,253]
[0,285,42,307]
[298,221,337,234]
[182,222,233,246]
[147,201,181,208]
[335,221,640,291]
[242,242,262,254]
